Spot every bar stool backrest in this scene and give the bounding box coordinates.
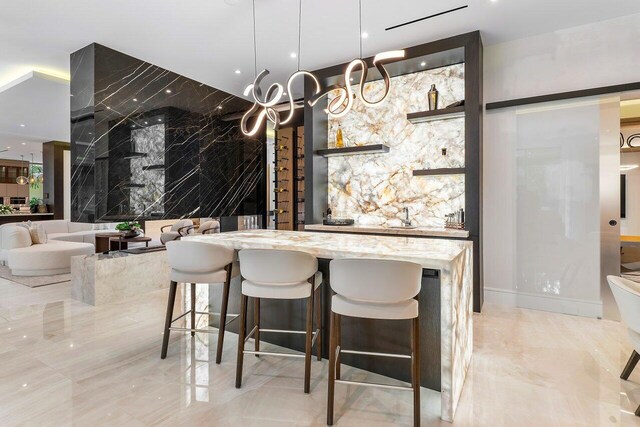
[199,220,220,234]
[608,275,640,335]
[166,240,234,273]
[239,249,317,284]
[330,258,422,303]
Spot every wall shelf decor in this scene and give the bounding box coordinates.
[123,152,148,160]
[315,144,390,157]
[142,164,165,171]
[412,167,466,176]
[406,106,465,124]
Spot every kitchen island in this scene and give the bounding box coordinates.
[305,223,469,239]
[185,230,472,422]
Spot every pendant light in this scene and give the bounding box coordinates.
[16,155,28,185]
[28,153,37,186]
[240,0,404,135]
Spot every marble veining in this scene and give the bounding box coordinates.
[70,43,265,223]
[328,65,465,228]
[185,230,473,421]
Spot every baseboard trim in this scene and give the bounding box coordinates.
[484,286,603,318]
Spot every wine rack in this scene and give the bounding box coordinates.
[274,128,294,230]
[295,125,305,231]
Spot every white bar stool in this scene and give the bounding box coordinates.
[235,249,322,393]
[162,240,238,364]
[608,275,640,417]
[327,258,423,427]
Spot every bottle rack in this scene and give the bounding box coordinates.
[274,128,294,230]
[295,126,305,231]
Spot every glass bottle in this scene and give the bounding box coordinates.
[335,125,344,148]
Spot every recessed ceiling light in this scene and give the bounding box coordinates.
[165,89,172,94]
[290,52,297,58]
[144,121,148,125]
[420,61,426,67]
[158,118,162,122]
[235,69,241,74]
[131,125,136,128]
[133,98,138,102]
[6,146,11,149]
[19,124,25,127]
[21,143,26,146]
[217,106,223,110]
[361,32,369,39]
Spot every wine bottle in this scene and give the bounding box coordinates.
[335,124,344,148]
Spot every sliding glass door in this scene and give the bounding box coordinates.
[485,95,620,318]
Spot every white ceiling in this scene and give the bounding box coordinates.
[1,0,640,150]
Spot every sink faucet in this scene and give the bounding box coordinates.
[402,207,412,227]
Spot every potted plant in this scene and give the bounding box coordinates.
[29,198,41,213]
[0,205,14,215]
[115,221,142,238]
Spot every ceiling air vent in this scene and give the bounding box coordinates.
[385,5,468,31]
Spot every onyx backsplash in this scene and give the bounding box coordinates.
[70,43,265,223]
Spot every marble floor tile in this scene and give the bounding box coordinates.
[0,278,640,426]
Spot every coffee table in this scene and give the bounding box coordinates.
[109,235,153,251]
[94,233,123,253]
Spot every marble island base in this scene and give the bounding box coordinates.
[186,230,473,422]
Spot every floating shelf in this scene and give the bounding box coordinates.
[123,152,148,160]
[122,183,146,188]
[315,144,390,157]
[413,167,465,176]
[142,164,165,171]
[406,106,465,124]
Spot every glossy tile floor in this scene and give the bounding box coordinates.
[1,278,640,426]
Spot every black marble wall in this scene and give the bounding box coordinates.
[70,43,265,223]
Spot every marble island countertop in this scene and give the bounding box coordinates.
[0,212,54,216]
[187,229,471,269]
[305,223,469,239]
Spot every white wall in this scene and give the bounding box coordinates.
[482,14,637,316]
[621,152,640,236]
[484,13,640,103]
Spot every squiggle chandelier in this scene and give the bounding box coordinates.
[240,0,404,136]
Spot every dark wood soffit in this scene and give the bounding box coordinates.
[487,81,640,110]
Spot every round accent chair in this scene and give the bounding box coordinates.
[160,219,194,244]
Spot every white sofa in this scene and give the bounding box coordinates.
[0,225,94,276]
[37,220,114,245]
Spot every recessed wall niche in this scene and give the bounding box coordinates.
[327,65,465,227]
[70,43,265,223]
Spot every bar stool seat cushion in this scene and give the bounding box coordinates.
[170,260,240,283]
[331,294,418,320]
[242,271,322,299]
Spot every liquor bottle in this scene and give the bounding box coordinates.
[335,125,344,148]
[428,84,439,111]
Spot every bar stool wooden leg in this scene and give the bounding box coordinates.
[315,286,322,361]
[215,265,232,364]
[254,297,260,357]
[411,317,421,427]
[190,283,196,337]
[327,311,337,425]
[235,294,248,388]
[161,281,178,359]
[336,313,341,380]
[304,287,315,393]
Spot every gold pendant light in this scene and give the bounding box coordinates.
[16,155,28,185]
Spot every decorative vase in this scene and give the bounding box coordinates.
[37,204,47,213]
[335,125,344,148]
[428,84,439,111]
[121,230,141,238]
[30,205,37,213]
